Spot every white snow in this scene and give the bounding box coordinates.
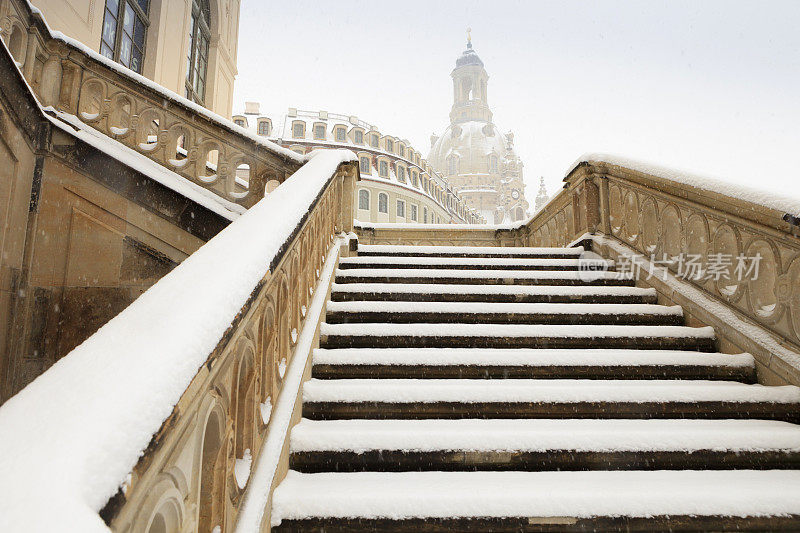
[46,109,244,221]
[302,378,800,404]
[569,153,800,216]
[234,449,252,490]
[326,301,683,316]
[312,348,755,368]
[271,470,800,523]
[357,244,584,256]
[332,283,656,297]
[290,418,800,453]
[337,268,629,280]
[0,150,354,533]
[340,256,610,268]
[234,237,345,533]
[260,398,273,425]
[320,323,715,339]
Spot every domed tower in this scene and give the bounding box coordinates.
[428,31,529,224]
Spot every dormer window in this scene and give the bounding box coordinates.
[379,160,389,177]
[385,139,394,152]
[370,134,379,148]
[292,121,305,138]
[313,124,326,140]
[359,156,371,175]
[397,166,406,182]
[354,130,364,144]
[335,127,347,142]
[257,120,270,135]
[234,117,246,128]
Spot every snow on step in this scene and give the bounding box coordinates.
[337,268,630,280]
[271,470,800,523]
[332,283,656,297]
[302,379,800,404]
[320,323,714,339]
[312,348,755,367]
[357,244,585,256]
[326,301,683,316]
[340,256,612,268]
[290,419,800,453]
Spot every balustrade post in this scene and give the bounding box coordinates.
[336,161,358,235]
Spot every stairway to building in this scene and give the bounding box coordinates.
[270,244,800,532]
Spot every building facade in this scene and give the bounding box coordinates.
[428,37,530,224]
[11,0,241,116]
[232,105,485,225]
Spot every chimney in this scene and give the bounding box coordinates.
[244,101,260,115]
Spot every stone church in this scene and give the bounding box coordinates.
[428,35,530,224]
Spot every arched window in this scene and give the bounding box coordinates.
[411,171,418,187]
[378,193,388,213]
[397,166,406,182]
[489,154,498,172]
[101,0,149,73]
[185,0,211,103]
[447,156,459,176]
[378,161,389,177]
[358,189,370,210]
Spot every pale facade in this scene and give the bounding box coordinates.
[26,0,240,116]
[428,38,530,224]
[232,106,485,225]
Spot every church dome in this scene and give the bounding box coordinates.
[428,120,507,175]
[456,46,483,68]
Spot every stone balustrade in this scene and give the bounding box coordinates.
[0,0,303,208]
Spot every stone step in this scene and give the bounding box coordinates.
[289,419,800,472]
[271,470,800,532]
[311,348,756,382]
[325,301,684,326]
[301,379,800,421]
[319,323,717,350]
[330,283,659,304]
[335,268,635,286]
[357,244,585,259]
[339,255,613,271]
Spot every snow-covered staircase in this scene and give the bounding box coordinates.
[270,244,800,531]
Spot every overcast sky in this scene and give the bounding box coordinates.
[232,0,800,203]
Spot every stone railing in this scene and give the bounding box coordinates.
[0,0,303,208]
[529,156,800,385]
[355,221,527,247]
[0,151,358,532]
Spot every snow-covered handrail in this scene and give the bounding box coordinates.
[0,150,358,532]
[0,0,304,208]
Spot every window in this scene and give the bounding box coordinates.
[411,171,418,187]
[397,166,406,182]
[185,0,210,103]
[447,155,460,175]
[313,124,326,140]
[292,122,305,138]
[378,161,388,177]
[489,154,498,172]
[399,146,405,158]
[258,121,270,135]
[335,127,346,142]
[358,189,370,210]
[423,207,428,223]
[233,118,246,128]
[378,193,388,213]
[354,130,364,144]
[385,139,394,152]
[359,156,371,175]
[410,204,418,221]
[396,200,405,218]
[101,0,149,74]
[370,134,379,148]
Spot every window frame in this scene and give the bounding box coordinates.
[378,192,389,214]
[359,156,371,175]
[353,129,364,145]
[184,0,211,104]
[410,204,418,221]
[335,126,347,142]
[396,199,405,218]
[313,122,327,140]
[370,134,379,148]
[257,119,271,136]
[292,121,306,139]
[378,160,389,178]
[101,0,149,74]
